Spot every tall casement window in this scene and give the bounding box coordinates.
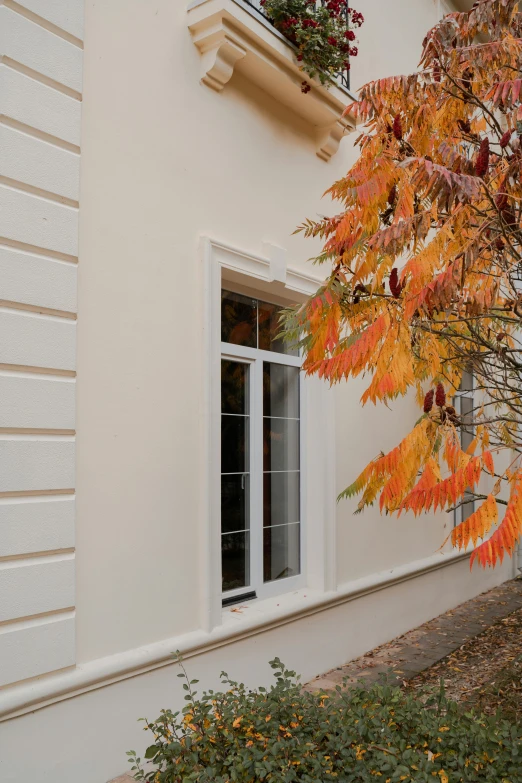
[454,370,475,525]
[220,289,302,603]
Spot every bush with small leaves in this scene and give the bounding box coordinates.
[127,656,522,782]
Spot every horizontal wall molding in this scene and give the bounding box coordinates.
[0,117,81,155]
[0,121,80,203]
[0,488,74,499]
[0,612,75,687]
[0,7,82,93]
[3,0,84,48]
[0,236,78,263]
[0,437,75,494]
[0,175,79,209]
[0,184,79,258]
[0,309,76,371]
[0,363,75,378]
[0,301,76,319]
[0,244,78,312]
[0,553,74,624]
[0,67,82,148]
[0,495,75,558]
[0,548,470,720]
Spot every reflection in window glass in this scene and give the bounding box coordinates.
[258,301,298,355]
[221,291,257,348]
[263,523,300,583]
[222,532,250,592]
[221,290,297,355]
[263,364,299,419]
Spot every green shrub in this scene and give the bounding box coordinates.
[128,656,522,782]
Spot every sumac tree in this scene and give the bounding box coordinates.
[287,0,522,568]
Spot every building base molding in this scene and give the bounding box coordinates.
[0,548,483,721]
[187,0,356,160]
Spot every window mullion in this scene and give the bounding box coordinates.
[250,356,264,592]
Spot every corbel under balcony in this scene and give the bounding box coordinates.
[187,0,356,161]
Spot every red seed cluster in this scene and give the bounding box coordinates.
[500,129,513,148]
[496,190,508,212]
[393,115,403,141]
[423,389,435,414]
[301,81,311,94]
[389,268,403,298]
[435,382,446,408]
[475,137,490,178]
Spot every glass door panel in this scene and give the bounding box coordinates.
[221,359,250,592]
[262,362,300,583]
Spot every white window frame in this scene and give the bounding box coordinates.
[201,236,337,630]
[221,324,305,603]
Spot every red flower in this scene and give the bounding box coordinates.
[345,30,356,40]
[327,36,337,46]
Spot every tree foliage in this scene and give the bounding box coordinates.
[287,0,522,568]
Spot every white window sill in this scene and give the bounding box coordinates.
[222,585,323,629]
[187,0,356,160]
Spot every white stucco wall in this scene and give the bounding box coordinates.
[0,0,82,688]
[0,1,513,781]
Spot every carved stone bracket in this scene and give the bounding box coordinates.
[191,18,247,92]
[316,117,352,162]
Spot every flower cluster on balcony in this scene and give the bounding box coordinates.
[257,0,363,90]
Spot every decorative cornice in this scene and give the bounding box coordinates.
[187,0,356,160]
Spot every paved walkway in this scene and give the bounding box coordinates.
[305,577,522,692]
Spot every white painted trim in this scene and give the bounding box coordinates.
[203,236,322,627]
[0,547,470,721]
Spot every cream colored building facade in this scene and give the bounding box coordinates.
[0,1,513,781]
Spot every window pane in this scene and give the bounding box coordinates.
[221,291,257,347]
[222,474,249,533]
[263,471,299,527]
[263,523,300,582]
[258,301,298,355]
[263,418,299,472]
[222,415,248,473]
[222,360,248,415]
[222,531,250,591]
[460,370,473,393]
[263,363,299,419]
